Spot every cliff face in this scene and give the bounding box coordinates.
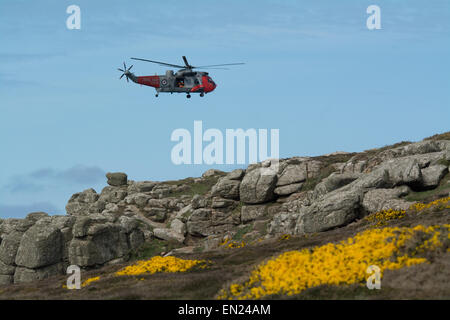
[0,134,449,286]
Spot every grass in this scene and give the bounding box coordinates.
[437,158,450,167]
[424,131,450,141]
[166,176,223,197]
[233,225,253,242]
[129,239,181,261]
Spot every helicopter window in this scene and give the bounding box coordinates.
[176,78,184,87]
[207,78,215,85]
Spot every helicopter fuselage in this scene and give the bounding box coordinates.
[132,70,217,95]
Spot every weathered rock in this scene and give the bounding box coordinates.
[125,193,151,208]
[176,205,193,222]
[170,219,186,235]
[240,167,277,204]
[268,212,299,235]
[68,224,128,267]
[15,222,63,269]
[227,169,245,180]
[362,186,413,214]
[376,140,443,162]
[0,260,16,275]
[313,172,361,199]
[72,216,108,238]
[106,172,128,186]
[241,205,267,223]
[0,275,13,285]
[25,212,49,223]
[143,207,167,222]
[342,160,367,174]
[211,197,237,209]
[187,208,234,237]
[98,186,128,204]
[202,236,222,251]
[129,230,145,250]
[276,163,307,186]
[294,189,362,235]
[211,178,241,200]
[153,228,185,244]
[186,208,212,237]
[13,263,64,284]
[0,231,23,265]
[128,181,156,193]
[66,188,99,216]
[202,169,225,178]
[347,156,424,191]
[101,203,120,215]
[0,218,34,234]
[280,191,314,213]
[274,183,303,196]
[421,165,448,188]
[383,158,422,187]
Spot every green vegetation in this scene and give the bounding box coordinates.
[167,176,223,197]
[129,239,181,261]
[233,224,253,242]
[193,246,204,253]
[437,158,450,167]
[424,131,450,141]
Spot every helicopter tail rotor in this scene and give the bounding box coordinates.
[118,62,134,82]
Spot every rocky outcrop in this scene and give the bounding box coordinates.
[294,189,363,235]
[362,186,413,213]
[106,172,128,187]
[1,135,449,286]
[421,164,448,188]
[240,166,277,204]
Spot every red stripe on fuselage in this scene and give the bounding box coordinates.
[137,76,160,88]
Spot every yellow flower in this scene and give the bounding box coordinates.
[219,224,449,300]
[115,256,207,276]
[81,276,100,287]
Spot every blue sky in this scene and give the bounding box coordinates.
[0,0,449,218]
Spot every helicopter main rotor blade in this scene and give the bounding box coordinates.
[120,74,125,79]
[130,57,185,69]
[182,56,191,68]
[201,67,230,70]
[195,62,245,68]
[118,68,125,72]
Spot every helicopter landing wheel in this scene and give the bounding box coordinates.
[155,93,159,97]
[186,94,191,99]
[200,93,204,97]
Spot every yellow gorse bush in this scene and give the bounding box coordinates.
[220,238,246,249]
[62,276,101,289]
[409,196,450,212]
[365,209,406,226]
[365,196,450,226]
[218,224,450,300]
[82,276,100,287]
[115,256,207,276]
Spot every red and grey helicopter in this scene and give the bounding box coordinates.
[118,56,244,98]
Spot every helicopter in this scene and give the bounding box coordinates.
[118,56,244,98]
